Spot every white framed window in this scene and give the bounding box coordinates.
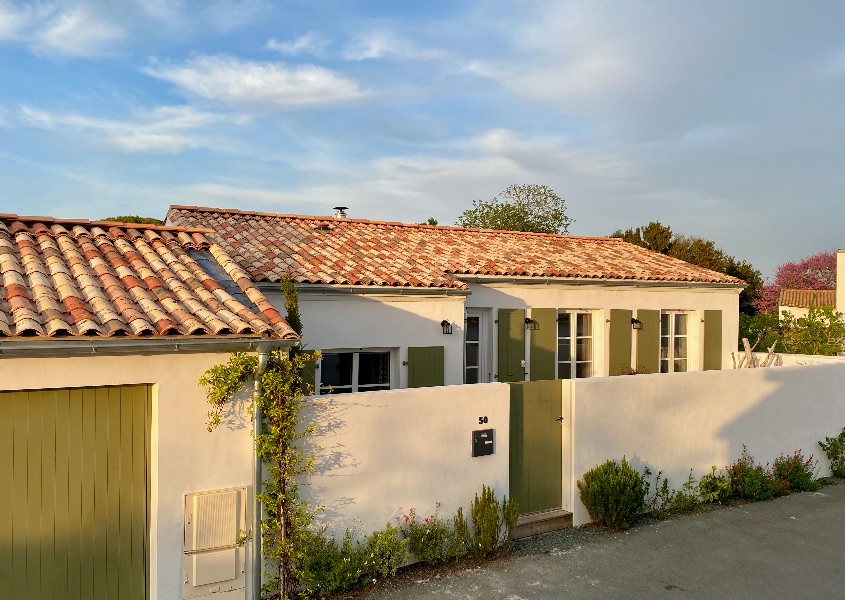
[319,350,391,394]
[557,311,593,379]
[660,312,688,373]
[464,309,488,383]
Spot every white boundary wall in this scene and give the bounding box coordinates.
[300,383,510,539]
[568,363,845,525]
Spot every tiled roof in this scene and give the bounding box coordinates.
[779,289,836,309]
[0,215,297,339]
[167,206,744,289]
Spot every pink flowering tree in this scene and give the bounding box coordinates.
[754,251,837,314]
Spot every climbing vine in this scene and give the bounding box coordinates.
[200,275,320,599]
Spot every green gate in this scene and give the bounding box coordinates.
[509,380,563,514]
[0,385,149,600]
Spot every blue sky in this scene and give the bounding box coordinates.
[1,1,843,277]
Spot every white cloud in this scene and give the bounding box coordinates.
[343,30,446,61]
[203,0,270,33]
[266,31,328,57]
[141,55,365,108]
[17,104,221,153]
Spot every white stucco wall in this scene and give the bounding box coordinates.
[0,352,255,600]
[838,248,844,312]
[568,363,845,525]
[300,383,510,540]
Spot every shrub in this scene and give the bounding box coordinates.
[819,427,845,478]
[699,466,732,503]
[362,523,409,579]
[468,485,519,558]
[293,527,366,598]
[399,504,464,565]
[773,451,820,492]
[645,469,703,518]
[578,457,647,531]
[726,445,781,501]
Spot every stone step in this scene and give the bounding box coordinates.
[512,508,573,539]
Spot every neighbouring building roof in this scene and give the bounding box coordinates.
[167,206,745,290]
[0,215,298,339]
[778,289,836,309]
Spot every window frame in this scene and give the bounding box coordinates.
[464,309,489,384]
[556,309,594,379]
[317,348,393,395]
[660,312,689,373]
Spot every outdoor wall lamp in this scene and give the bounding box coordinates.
[440,320,453,334]
[525,317,540,330]
[631,318,644,330]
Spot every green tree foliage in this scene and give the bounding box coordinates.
[738,311,782,352]
[457,184,573,234]
[101,215,165,225]
[780,305,845,356]
[611,221,762,316]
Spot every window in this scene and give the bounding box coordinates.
[319,351,391,394]
[464,309,488,383]
[660,313,688,373]
[557,311,593,379]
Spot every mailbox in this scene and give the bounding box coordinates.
[472,428,495,457]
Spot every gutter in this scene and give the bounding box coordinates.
[256,282,471,297]
[454,275,746,290]
[0,336,297,359]
[252,342,271,600]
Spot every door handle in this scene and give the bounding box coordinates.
[556,416,564,423]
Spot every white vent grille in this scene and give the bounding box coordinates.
[189,489,238,551]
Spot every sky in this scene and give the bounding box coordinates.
[0,0,843,278]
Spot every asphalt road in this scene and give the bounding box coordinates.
[363,483,845,600]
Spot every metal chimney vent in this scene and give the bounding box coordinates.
[333,206,348,218]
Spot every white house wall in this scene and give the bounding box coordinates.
[0,352,255,600]
[837,248,844,312]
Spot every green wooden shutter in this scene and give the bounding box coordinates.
[497,309,526,382]
[608,309,633,376]
[408,346,445,388]
[703,310,723,370]
[635,309,660,374]
[1,385,148,600]
[529,308,557,381]
[300,350,318,395]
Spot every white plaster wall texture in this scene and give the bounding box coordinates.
[0,353,256,600]
[837,248,844,312]
[299,383,510,540]
[568,363,845,525]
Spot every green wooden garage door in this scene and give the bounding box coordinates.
[0,385,149,600]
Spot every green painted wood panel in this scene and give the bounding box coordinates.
[408,346,445,388]
[636,309,660,374]
[497,309,526,382]
[0,385,149,600]
[608,309,633,376]
[509,381,562,514]
[529,308,557,381]
[703,310,723,370]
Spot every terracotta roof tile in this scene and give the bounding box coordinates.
[167,206,745,288]
[0,214,298,340]
[778,289,836,309]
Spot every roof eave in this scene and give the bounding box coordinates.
[454,275,746,289]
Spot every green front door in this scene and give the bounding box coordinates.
[0,385,149,600]
[509,380,563,514]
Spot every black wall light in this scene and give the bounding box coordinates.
[631,318,644,330]
[440,320,453,334]
[525,317,539,330]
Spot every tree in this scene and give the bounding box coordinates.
[781,305,845,356]
[753,251,837,314]
[611,221,763,316]
[457,184,573,234]
[102,215,165,225]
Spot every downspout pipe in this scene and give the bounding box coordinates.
[252,344,270,600]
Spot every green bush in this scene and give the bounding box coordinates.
[362,523,409,579]
[726,445,783,501]
[578,457,647,531]
[819,428,845,478]
[467,484,519,558]
[293,528,366,598]
[399,504,464,565]
[773,451,820,492]
[699,466,731,503]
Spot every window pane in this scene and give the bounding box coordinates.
[558,362,572,379]
[661,313,669,336]
[358,384,390,392]
[557,313,571,338]
[674,359,687,373]
[576,338,592,362]
[660,338,669,360]
[466,343,479,368]
[576,362,592,378]
[660,359,669,373]
[465,367,479,384]
[674,336,687,359]
[466,317,479,342]
[321,353,353,391]
[358,352,390,386]
[558,340,571,361]
[675,313,687,335]
[577,313,591,337]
